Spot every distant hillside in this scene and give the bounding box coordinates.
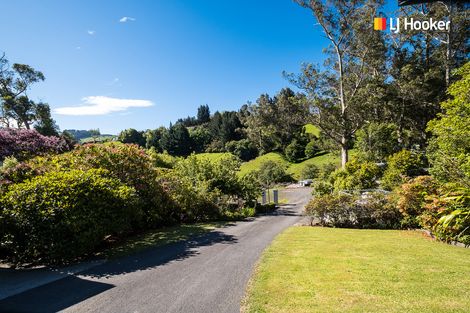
[64,129,114,141]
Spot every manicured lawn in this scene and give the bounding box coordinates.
[243,227,470,313]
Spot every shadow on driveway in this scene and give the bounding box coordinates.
[0,229,237,313]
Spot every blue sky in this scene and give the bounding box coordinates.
[1,0,397,134]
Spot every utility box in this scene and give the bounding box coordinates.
[273,189,278,204]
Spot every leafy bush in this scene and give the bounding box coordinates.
[305,192,401,229]
[381,150,426,190]
[225,139,258,161]
[304,141,320,158]
[0,128,69,161]
[161,154,261,222]
[330,159,381,192]
[0,169,141,264]
[148,148,178,169]
[311,180,333,196]
[319,162,338,180]
[426,62,470,186]
[257,160,290,187]
[355,122,401,162]
[421,186,470,245]
[1,143,173,227]
[395,176,440,228]
[284,139,305,163]
[301,163,319,180]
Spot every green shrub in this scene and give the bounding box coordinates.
[355,122,401,162]
[284,139,305,163]
[257,160,291,187]
[0,169,141,264]
[319,162,337,180]
[330,159,381,192]
[148,148,178,169]
[161,154,261,222]
[1,143,174,227]
[421,186,470,245]
[225,139,258,161]
[381,150,425,190]
[304,141,320,158]
[301,163,319,180]
[395,176,440,228]
[311,180,333,196]
[305,192,401,229]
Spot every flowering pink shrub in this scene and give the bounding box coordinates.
[0,128,68,161]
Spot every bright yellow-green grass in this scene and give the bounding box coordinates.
[193,152,235,161]
[239,152,290,176]
[287,152,340,179]
[239,151,342,179]
[303,124,321,137]
[243,227,470,313]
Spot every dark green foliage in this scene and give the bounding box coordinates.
[311,180,333,197]
[225,139,258,161]
[160,123,193,156]
[304,140,320,158]
[257,160,290,187]
[305,192,402,229]
[209,111,243,145]
[381,150,426,190]
[0,169,140,264]
[284,139,306,163]
[33,102,59,136]
[197,104,210,124]
[242,88,308,154]
[301,163,319,180]
[118,128,145,146]
[355,122,401,162]
[319,162,338,180]
[144,128,164,151]
[189,127,212,153]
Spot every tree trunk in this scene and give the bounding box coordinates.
[341,137,348,168]
[445,1,454,87]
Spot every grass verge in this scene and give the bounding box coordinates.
[243,227,470,313]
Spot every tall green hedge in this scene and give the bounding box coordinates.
[0,169,141,263]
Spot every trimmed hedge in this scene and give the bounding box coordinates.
[0,169,141,264]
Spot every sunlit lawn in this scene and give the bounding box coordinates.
[243,227,470,313]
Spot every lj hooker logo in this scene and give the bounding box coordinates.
[374,17,450,33]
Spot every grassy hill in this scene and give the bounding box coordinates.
[79,135,116,144]
[184,149,354,180]
[303,123,321,137]
[239,152,290,176]
[193,152,235,161]
[239,151,344,180]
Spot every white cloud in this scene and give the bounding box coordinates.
[87,30,96,35]
[119,16,136,23]
[54,96,153,116]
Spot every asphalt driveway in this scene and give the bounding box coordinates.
[0,187,312,313]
